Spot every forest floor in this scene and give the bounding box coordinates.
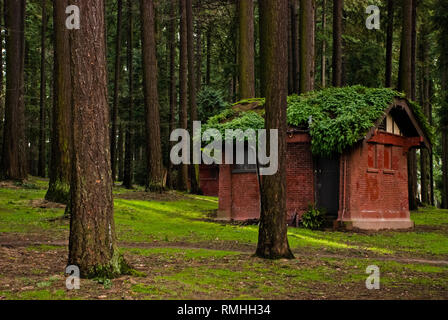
[0,177,447,300]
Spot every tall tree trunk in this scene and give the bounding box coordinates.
[196,0,203,92]
[38,0,47,178]
[299,0,315,93]
[321,0,326,88]
[332,0,343,87]
[411,1,417,102]
[288,4,293,94]
[256,0,294,260]
[68,0,128,278]
[46,0,72,204]
[118,121,124,181]
[419,18,431,206]
[167,0,177,189]
[1,0,27,181]
[111,0,123,182]
[291,0,299,93]
[238,0,255,99]
[141,0,165,191]
[0,0,4,162]
[123,0,134,189]
[259,0,267,97]
[385,0,394,88]
[398,0,413,97]
[178,0,189,191]
[399,0,417,210]
[187,0,200,194]
[206,28,211,86]
[443,129,448,209]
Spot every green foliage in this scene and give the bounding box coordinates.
[204,86,433,156]
[287,86,400,156]
[202,110,265,142]
[300,205,326,230]
[197,87,230,122]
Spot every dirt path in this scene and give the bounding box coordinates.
[1,235,447,267]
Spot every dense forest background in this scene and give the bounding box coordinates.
[0,0,447,207]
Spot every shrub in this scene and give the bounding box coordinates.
[301,205,326,230]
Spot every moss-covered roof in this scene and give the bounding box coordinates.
[203,86,433,157]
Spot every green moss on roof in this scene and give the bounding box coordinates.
[203,86,433,157]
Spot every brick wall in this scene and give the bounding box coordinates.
[339,132,411,223]
[217,133,315,222]
[286,142,315,221]
[199,165,219,196]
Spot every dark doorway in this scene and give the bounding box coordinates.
[315,156,340,217]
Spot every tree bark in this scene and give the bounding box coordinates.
[167,0,177,189]
[259,0,267,97]
[111,0,123,182]
[398,0,417,210]
[256,0,294,260]
[1,0,27,181]
[442,144,448,206]
[419,19,431,205]
[123,0,134,189]
[0,0,4,161]
[238,0,255,99]
[141,0,165,192]
[46,0,72,204]
[332,0,343,87]
[206,28,211,86]
[385,0,394,88]
[398,0,412,97]
[196,0,203,92]
[178,0,189,191]
[321,0,326,88]
[38,0,47,178]
[299,0,315,93]
[187,0,200,194]
[68,0,128,278]
[118,121,124,181]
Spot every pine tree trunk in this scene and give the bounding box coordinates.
[443,130,448,209]
[206,28,211,86]
[187,0,200,194]
[111,0,123,182]
[385,0,394,88]
[321,0,326,88]
[141,0,165,192]
[299,0,315,93]
[118,121,124,181]
[178,0,189,191]
[0,0,4,160]
[259,0,267,97]
[68,0,128,278]
[238,0,255,99]
[256,0,294,260]
[196,0,203,92]
[38,0,47,178]
[398,0,417,210]
[1,0,27,181]
[332,0,343,87]
[123,0,134,189]
[46,0,72,204]
[167,0,177,189]
[398,0,412,97]
[419,20,431,205]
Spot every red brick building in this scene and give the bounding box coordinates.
[200,97,431,231]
